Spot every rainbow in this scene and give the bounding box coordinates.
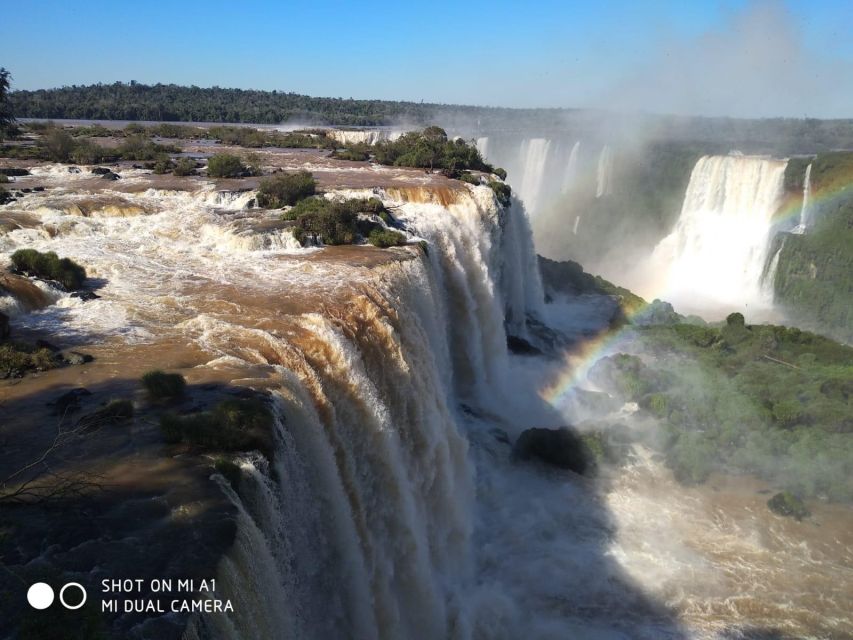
[540,162,853,411]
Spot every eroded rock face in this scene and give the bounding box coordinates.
[513,427,590,475]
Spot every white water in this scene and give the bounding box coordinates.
[792,162,812,234]
[561,141,581,194]
[596,145,613,198]
[649,155,787,313]
[517,138,552,215]
[325,129,403,146]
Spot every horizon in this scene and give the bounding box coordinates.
[2,0,852,119]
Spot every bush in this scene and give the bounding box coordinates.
[488,181,512,207]
[0,173,7,183]
[40,127,75,162]
[77,399,134,429]
[172,157,197,176]
[141,370,187,400]
[117,135,179,161]
[207,153,248,178]
[458,172,480,185]
[492,167,507,180]
[767,491,810,520]
[257,171,316,207]
[159,397,274,457]
[10,249,86,290]
[367,228,406,247]
[0,344,59,378]
[371,127,494,172]
[69,139,106,165]
[152,157,173,175]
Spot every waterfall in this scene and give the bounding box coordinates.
[476,136,489,159]
[651,154,787,311]
[595,145,613,198]
[517,138,552,215]
[561,141,580,194]
[792,163,812,234]
[176,187,543,638]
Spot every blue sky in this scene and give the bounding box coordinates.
[2,0,852,117]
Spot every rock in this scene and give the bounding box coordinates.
[0,311,9,339]
[70,290,101,301]
[21,188,32,193]
[1,168,30,177]
[513,427,590,474]
[507,334,543,356]
[68,166,81,174]
[0,191,14,205]
[489,428,511,445]
[48,387,92,416]
[33,186,45,192]
[35,339,61,352]
[91,167,112,175]
[767,491,810,520]
[62,351,94,365]
[102,171,121,181]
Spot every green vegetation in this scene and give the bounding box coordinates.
[141,370,187,400]
[159,397,274,457]
[331,146,370,161]
[372,127,493,172]
[773,151,853,343]
[10,248,86,290]
[0,343,58,378]
[0,173,8,183]
[207,153,254,178]
[767,491,810,520]
[0,67,13,140]
[286,197,403,247]
[488,180,512,206]
[172,157,197,176]
[214,456,242,487]
[597,319,853,500]
[367,227,407,248]
[257,171,316,207]
[77,399,134,429]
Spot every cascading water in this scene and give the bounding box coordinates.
[792,162,812,234]
[561,141,581,194]
[595,145,613,198]
[517,138,552,215]
[649,154,787,313]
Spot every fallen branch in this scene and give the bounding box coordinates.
[762,354,801,370]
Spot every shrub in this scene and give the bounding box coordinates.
[10,249,86,290]
[257,171,316,207]
[367,228,406,248]
[77,399,134,429]
[118,135,179,161]
[0,344,60,378]
[488,181,512,207]
[40,127,75,162]
[0,173,7,183]
[372,127,494,172]
[159,397,274,457]
[458,172,480,185]
[493,167,507,180]
[207,153,247,178]
[141,370,187,400]
[331,146,370,161]
[70,139,106,165]
[172,157,197,176]
[767,491,810,520]
[152,157,174,175]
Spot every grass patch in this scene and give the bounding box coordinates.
[10,248,86,290]
[141,370,186,400]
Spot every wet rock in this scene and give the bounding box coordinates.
[62,350,94,365]
[513,427,590,475]
[0,190,14,205]
[0,311,9,339]
[68,166,81,174]
[90,167,112,175]
[21,188,31,193]
[70,290,101,301]
[48,387,92,416]
[507,334,543,356]
[102,171,121,181]
[489,428,511,445]
[767,491,810,520]
[32,186,45,192]
[1,167,29,177]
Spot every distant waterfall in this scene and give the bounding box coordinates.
[476,136,489,159]
[595,145,613,198]
[517,138,552,215]
[651,154,787,312]
[792,163,812,234]
[561,141,581,193]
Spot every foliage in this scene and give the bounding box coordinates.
[159,397,274,457]
[116,134,179,161]
[0,344,59,378]
[172,157,197,176]
[372,127,493,172]
[77,399,134,428]
[40,127,76,161]
[488,180,512,207]
[10,248,86,289]
[141,370,187,400]
[207,153,248,178]
[626,319,853,501]
[0,67,13,140]
[767,491,810,520]
[257,170,316,207]
[367,228,406,248]
[772,151,853,343]
[331,146,370,161]
[286,197,400,247]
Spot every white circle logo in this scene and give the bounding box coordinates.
[59,583,87,610]
[27,583,55,610]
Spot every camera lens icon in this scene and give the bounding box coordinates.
[27,582,87,610]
